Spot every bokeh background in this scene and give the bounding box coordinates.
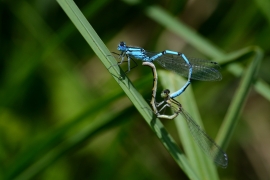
[1,0,270,179]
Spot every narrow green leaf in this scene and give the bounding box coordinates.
[254,0,270,25]
[121,2,270,102]
[6,74,151,180]
[159,46,262,178]
[12,106,129,180]
[56,0,200,179]
[144,5,225,59]
[159,72,219,180]
[217,47,263,149]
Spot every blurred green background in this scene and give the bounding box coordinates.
[1,0,270,179]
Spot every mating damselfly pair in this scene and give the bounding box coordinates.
[113,41,228,168]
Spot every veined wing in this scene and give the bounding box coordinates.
[146,52,222,81]
[179,107,228,168]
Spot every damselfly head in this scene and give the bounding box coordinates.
[161,89,170,98]
[117,41,126,51]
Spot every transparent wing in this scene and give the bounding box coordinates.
[145,51,222,81]
[179,107,228,168]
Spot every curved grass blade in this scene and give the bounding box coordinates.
[54,0,201,179]
[217,47,263,149]
[120,1,270,102]
[159,71,219,180]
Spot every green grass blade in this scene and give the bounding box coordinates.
[56,0,200,179]
[5,73,151,180]
[12,106,130,180]
[159,71,219,180]
[144,5,225,58]
[1,0,105,109]
[254,79,270,101]
[159,46,262,178]
[216,47,263,149]
[121,2,270,102]
[254,0,270,25]
[216,46,270,102]
[5,83,125,179]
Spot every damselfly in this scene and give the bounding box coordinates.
[116,41,222,98]
[157,89,228,168]
[143,61,228,168]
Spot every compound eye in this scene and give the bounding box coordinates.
[164,89,170,94]
[120,41,125,46]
